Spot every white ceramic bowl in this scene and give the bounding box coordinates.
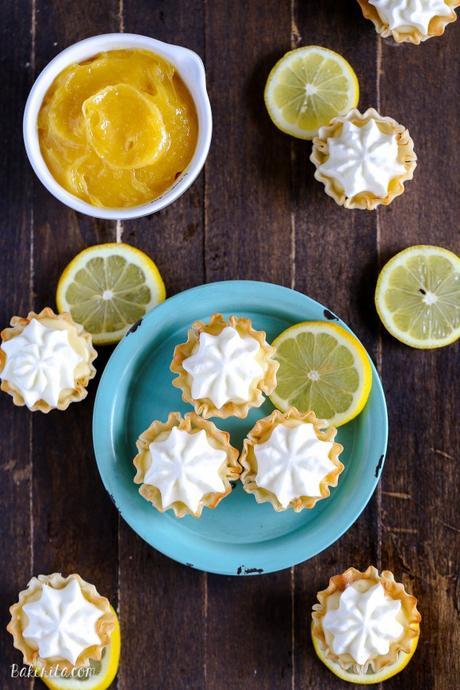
[23,33,212,220]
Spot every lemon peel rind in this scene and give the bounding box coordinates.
[240,407,344,512]
[7,573,116,675]
[357,0,460,44]
[0,307,97,413]
[310,107,417,210]
[264,46,359,140]
[170,313,279,419]
[375,245,460,349]
[311,565,421,677]
[133,411,241,518]
[270,321,373,427]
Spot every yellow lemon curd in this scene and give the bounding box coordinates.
[38,49,198,208]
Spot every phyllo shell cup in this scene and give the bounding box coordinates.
[7,572,116,674]
[170,313,279,419]
[0,307,97,412]
[310,108,417,210]
[240,407,344,512]
[357,0,459,44]
[312,565,421,675]
[133,411,241,518]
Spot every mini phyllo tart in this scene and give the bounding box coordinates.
[357,0,459,44]
[171,313,279,419]
[311,566,421,684]
[240,408,343,512]
[0,308,97,412]
[310,108,416,210]
[7,573,119,680]
[133,411,241,517]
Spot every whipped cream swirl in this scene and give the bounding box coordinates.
[182,326,264,409]
[254,423,335,507]
[318,118,405,198]
[1,319,83,408]
[369,0,452,34]
[322,582,404,665]
[146,427,227,512]
[22,579,103,665]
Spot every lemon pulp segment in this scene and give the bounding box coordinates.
[264,46,359,139]
[38,49,198,208]
[375,245,460,349]
[270,321,372,426]
[56,243,166,345]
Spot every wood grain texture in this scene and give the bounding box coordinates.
[25,3,120,690]
[117,3,207,690]
[0,1,458,689]
[377,23,460,690]
[290,4,382,689]
[0,2,33,688]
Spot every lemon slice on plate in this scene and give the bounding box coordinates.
[311,622,419,685]
[41,608,120,690]
[270,321,372,427]
[56,243,166,345]
[264,45,359,140]
[375,245,460,349]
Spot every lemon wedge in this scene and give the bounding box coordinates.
[311,622,419,685]
[270,321,372,426]
[375,245,460,349]
[41,608,120,690]
[56,243,166,345]
[264,46,359,140]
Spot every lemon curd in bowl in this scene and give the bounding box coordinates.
[37,49,199,208]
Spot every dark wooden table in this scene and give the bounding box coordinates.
[1,2,459,689]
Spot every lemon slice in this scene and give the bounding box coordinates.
[56,243,166,345]
[41,608,120,690]
[270,321,372,426]
[264,46,359,140]
[311,622,419,685]
[375,245,460,349]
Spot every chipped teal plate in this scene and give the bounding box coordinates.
[93,281,387,575]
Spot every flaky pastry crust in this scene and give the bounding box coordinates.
[310,108,417,210]
[312,565,421,674]
[133,411,241,518]
[7,572,116,674]
[240,407,344,511]
[0,307,97,412]
[357,0,459,44]
[170,313,279,419]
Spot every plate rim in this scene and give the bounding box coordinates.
[93,280,388,575]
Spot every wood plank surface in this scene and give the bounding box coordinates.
[0,1,458,690]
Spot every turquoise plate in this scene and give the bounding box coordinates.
[93,281,387,575]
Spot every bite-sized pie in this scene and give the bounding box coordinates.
[310,108,417,210]
[133,411,241,517]
[170,313,279,419]
[0,307,97,412]
[357,0,459,44]
[7,573,119,677]
[240,408,344,512]
[311,565,421,683]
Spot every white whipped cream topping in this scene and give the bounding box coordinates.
[322,583,404,665]
[318,119,406,198]
[22,579,103,665]
[182,326,264,409]
[145,427,228,512]
[369,0,451,34]
[1,319,83,408]
[254,423,335,507]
